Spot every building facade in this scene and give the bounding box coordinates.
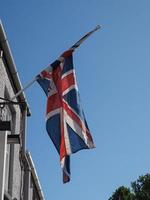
[0,21,44,200]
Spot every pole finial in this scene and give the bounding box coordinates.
[95,25,101,30]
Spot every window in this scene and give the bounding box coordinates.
[2,91,16,196]
[4,105,12,193]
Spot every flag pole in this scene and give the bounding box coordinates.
[11,77,38,100]
[11,25,101,100]
[70,25,101,50]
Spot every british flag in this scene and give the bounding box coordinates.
[37,49,95,183]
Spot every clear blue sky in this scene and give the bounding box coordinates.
[1,0,150,199]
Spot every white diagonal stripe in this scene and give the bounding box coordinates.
[62,85,78,96]
[63,109,94,149]
[61,69,74,79]
[46,108,61,121]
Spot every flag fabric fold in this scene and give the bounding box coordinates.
[36,49,95,183]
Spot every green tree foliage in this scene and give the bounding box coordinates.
[108,186,134,200]
[131,174,150,200]
[109,174,150,200]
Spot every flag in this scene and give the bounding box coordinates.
[36,49,95,183]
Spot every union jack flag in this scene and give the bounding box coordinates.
[36,49,95,183]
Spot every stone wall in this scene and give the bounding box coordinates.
[0,56,22,200]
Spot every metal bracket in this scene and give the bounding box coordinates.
[0,97,25,106]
